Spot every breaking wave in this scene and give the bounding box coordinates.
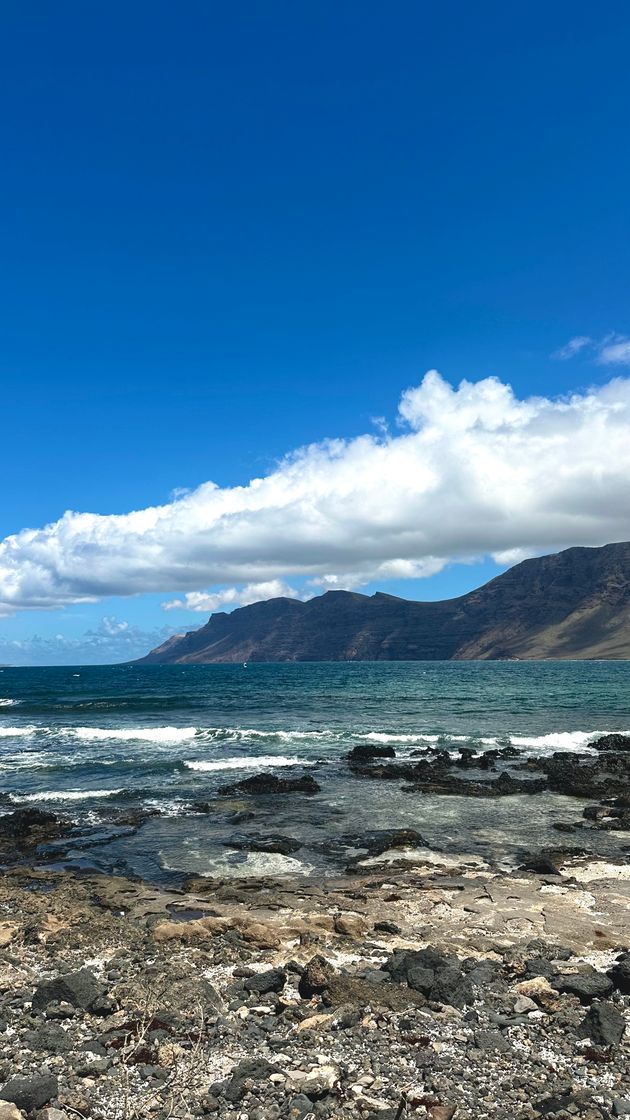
[184,755,314,772]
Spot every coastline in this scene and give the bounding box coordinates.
[1,836,629,1119]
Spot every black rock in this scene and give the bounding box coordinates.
[579,1001,626,1046]
[521,854,561,875]
[374,920,402,935]
[592,733,630,752]
[224,833,302,856]
[554,970,613,1003]
[243,968,287,995]
[218,773,321,797]
[32,968,107,1012]
[298,955,335,998]
[347,743,396,763]
[386,947,452,983]
[430,966,474,1009]
[223,1058,277,1102]
[0,1072,58,1111]
[474,1028,512,1052]
[406,966,435,996]
[24,1023,73,1054]
[610,956,630,994]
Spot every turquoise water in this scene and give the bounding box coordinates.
[1,662,629,880]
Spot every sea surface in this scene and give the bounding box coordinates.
[1,662,629,882]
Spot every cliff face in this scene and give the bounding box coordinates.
[139,542,630,663]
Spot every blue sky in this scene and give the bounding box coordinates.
[1,1,630,663]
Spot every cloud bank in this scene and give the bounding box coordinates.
[2,369,630,616]
[0,617,179,666]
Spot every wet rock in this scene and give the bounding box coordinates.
[243,968,287,995]
[579,1001,626,1046]
[592,733,630,752]
[32,968,107,1013]
[218,773,321,796]
[0,1073,58,1112]
[347,744,396,763]
[224,833,302,855]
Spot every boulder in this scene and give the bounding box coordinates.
[554,970,613,1003]
[32,969,107,1012]
[298,955,335,998]
[579,1001,626,1046]
[0,1073,58,1112]
[347,743,396,763]
[243,968,287,995]
[591,733,630,752]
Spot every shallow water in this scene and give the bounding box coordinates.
[1,661,629,880]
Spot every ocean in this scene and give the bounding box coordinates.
[1,661,629,882]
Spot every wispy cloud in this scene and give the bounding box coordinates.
[596,335,630,367]
[2,369,630,617]
[553,336,592,360]
[553,331,630,367]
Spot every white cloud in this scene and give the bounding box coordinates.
[552,336,592,360]
[596,335,630,367]
[163,580,303,613]
[2,369,630,616]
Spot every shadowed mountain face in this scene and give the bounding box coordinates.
[139,543,630,663]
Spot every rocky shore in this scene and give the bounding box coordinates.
[1,828,630,1120]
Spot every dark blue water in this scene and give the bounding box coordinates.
[1,662,629,880]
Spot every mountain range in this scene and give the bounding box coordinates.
[139,541,630,663]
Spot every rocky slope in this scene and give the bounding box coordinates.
[139,542,630,662]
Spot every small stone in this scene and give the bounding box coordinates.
[474,1029,511,1053]
[514,995,538,1013]
[0,1104,23,1120]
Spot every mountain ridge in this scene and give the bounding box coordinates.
[138,541,630,663]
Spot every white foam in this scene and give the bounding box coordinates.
[0,698,20,707]
[71,726,198,743]
[184,755,313,772]
[0,725,37,737]
[509,731,608,752]
[362,732,440,743]
[14,788,123,802]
